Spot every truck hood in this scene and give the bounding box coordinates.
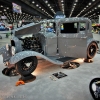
[14,23,41,37]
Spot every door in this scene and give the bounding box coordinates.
[58,22,87,58]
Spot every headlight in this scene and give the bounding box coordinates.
[11,46,15,56]
[6,44,9,51]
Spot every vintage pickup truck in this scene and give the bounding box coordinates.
[0,17,98,77]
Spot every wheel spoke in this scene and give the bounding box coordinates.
[89,45,96,56]
[16,56,37,76]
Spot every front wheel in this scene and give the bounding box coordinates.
[87,42,97,59]
[16,56,38,76]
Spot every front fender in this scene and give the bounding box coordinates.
[87,38,99,50]
[9,51,63,65]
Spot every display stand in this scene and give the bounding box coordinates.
[19,74,36,83]
[84,59,93,63]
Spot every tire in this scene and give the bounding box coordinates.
[16,56,38,76]
[89,78,100,100]
[87,42,97,59]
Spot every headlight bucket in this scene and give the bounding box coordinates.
[11,46,15,56]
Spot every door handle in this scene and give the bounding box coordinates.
[81,37,87,39]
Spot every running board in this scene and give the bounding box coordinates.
[56,57,77,62]
[9,51,77,65]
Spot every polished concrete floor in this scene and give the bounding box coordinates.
[0,34,100,100]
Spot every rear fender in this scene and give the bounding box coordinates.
[9,51,63,65]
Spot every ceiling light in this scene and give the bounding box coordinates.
[32,1,35,3]
[45,1,48,3]
[98,5,100,7]
[48,4,50,6]
[89,3,91,5]
[95,7,97,9]
[61,0,63,2]
[75,0,78,2]
[74,3,76,5]
[73,6,75,8]
[1,5,3,7]
[92,0,95,1]
[36,4,39,7]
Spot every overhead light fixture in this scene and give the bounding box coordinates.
[48,4,50,6]
[73,6,75,8]
[45,1,48,3]
[89,3,91,5]
[32,1,35,4]
[75,0,78,2]
[36,4,39,7]
[98,5,100,7]
[92,0,95,1]
[4,9,6,11]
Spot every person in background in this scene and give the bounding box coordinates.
[11,25,14,35]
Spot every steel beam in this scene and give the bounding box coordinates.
[0,0,49,18]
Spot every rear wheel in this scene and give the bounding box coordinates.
[16,56,38,76]
[87,42,97,59]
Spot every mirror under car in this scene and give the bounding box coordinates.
[89,78,100,100]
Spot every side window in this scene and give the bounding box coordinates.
[79,22,86,31]
[60,22,78,34]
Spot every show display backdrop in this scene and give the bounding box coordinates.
[54,11,66,19]
[12,3,22,14]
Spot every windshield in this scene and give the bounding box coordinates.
[41,22,56,33]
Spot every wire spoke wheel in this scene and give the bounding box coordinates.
[87,42,97,59]
[16,56,38,76]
